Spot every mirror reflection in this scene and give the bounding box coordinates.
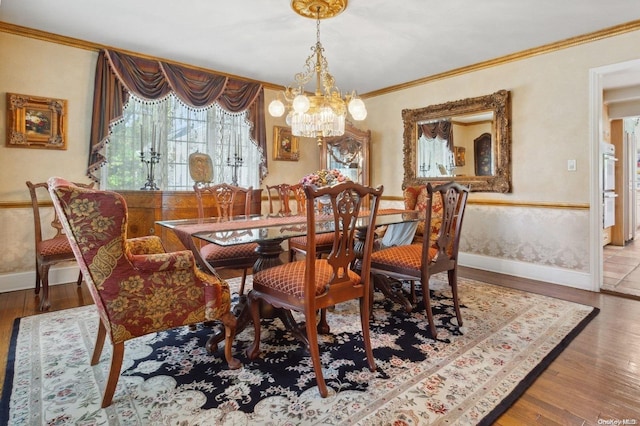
[403,90,511,193]
[416,111,494,178]
[321,123,370,187]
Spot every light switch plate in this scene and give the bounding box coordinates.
[567,159,577,171]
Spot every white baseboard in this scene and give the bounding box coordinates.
[0,265,81,294]
[459,253,595,292]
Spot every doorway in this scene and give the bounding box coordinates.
[602,118,640,297]
[591,59,640,294]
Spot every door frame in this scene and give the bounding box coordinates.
[589,59,640,292]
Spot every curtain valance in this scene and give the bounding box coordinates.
[419,120,454,150]
[88,49,266,182]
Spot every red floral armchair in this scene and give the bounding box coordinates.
[403,184,444,244]
[47,177,240,408]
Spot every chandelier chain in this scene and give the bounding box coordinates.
[267,0,367,141]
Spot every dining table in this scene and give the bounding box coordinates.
[157,208,422,350]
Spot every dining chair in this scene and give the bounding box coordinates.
[288,183,335,261]
[26,180,95,311]
[369,181,469,339]
[266,183,295,215]
[193,183,260,296]
[246,181,383,398]
[47,177,240,408]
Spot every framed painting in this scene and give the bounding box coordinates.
[6,93,67,150]
[454,146,466,166]
[474,133,493,176]
[273,126,299,161]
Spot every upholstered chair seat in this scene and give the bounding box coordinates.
[370,244,439,276]
[39,234,74,256]
[253,258,361,298]
[201,241,260,263]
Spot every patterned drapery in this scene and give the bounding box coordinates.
[419,120,453,151]
[88,49,266,182]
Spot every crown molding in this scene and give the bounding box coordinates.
[0,21,282,91]
[3,19,640,98]
[362,19,640,99]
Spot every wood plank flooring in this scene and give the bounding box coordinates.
[1,267,639,424]
[603,238,640,299]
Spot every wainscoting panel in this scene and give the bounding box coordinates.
[0,207,35,275]
[459,204,590,273]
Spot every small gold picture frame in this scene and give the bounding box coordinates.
[6,93,67,150]
[454,146,466,167]
[273,126,299,161]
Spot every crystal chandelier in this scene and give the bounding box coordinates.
[268,0,367,144]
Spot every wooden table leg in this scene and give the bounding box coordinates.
[371,273,414,313]
[253,238,285,272]
[354,227,413,314]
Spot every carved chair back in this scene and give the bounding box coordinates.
[194,183,253,219]
[266,183,294,215]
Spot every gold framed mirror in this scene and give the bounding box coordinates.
[402,89,511,192]
[321,122,370,187]
[321,122,371,207]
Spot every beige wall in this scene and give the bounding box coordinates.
[2,27,640,292]
[0,32,97,201]
[361,29,640,289]
[365,30,640,204]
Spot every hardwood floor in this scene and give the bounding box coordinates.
[603,238,640,299]
[1,267,639,424]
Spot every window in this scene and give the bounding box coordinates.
[102,94,261,190]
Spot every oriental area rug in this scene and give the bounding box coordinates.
[1,275,598,425]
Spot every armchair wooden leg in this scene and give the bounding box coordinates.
[91,321,107,366]
[39,265,51,311]
[245,292,262,360]
[448,269,463,326]
[34,262,41,294]
[101,342,124,408]
[220,311,241,369]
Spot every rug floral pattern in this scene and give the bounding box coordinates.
[3,275,596,425]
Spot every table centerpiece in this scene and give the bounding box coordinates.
[299,169,350,187]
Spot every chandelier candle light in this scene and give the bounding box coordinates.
[268,0,367,145]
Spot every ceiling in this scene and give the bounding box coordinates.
[1,0,640,97]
